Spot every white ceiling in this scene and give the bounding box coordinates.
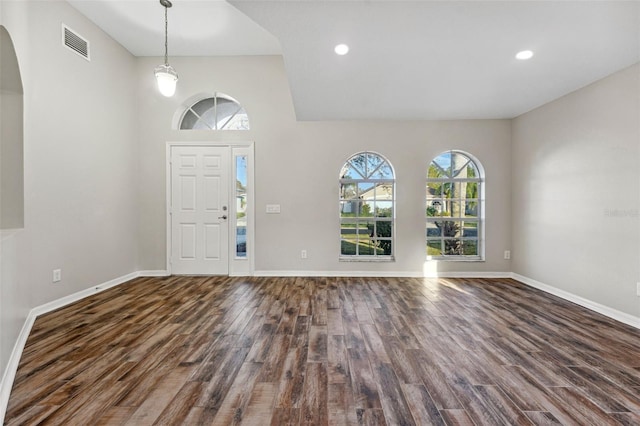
[68,1,640,120]
[67,0,281,56]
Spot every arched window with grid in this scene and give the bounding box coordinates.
[426,150,484,260]
[339,152,395,259]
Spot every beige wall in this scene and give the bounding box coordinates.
[137,56,513,275]
[512,64,640,317]
[0,1,139,378]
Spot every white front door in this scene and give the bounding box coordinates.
[170,145,230,275]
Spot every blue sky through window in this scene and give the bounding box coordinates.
[237,156,247,187]
[433,152,452,175]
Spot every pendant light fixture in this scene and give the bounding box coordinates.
[154,0,178,97]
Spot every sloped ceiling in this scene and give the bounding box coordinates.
[69,1,640,120]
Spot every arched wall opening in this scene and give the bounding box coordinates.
[0,25,24,230]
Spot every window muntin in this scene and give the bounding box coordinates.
[426,151,483,260]
[179,93,250,130]
[340,152,395,259]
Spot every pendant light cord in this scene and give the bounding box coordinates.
[164,5,169,66]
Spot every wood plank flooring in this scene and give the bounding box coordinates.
[5,276,640,425]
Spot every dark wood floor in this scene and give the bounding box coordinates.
[5,276,640,425]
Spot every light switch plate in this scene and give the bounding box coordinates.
[266,204,281,214]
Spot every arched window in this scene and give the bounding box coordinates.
[426,150,483,259]
[339,152,395,259]
[179,93,249,130]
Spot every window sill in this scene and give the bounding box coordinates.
[339,256,395,263]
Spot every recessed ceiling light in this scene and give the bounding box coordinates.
[334,44,349,55]
[516,50,534,60]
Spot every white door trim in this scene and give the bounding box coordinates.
[166,141,255,276]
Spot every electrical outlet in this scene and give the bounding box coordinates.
[301,250,307,259]
[637,282,640,297]
[504,250,511,260]
[52,269,62,283]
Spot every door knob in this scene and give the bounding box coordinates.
[219,215,227,220]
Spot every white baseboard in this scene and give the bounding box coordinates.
[0,271,142,424]
[138,270,170,277]
[511,273,640,329]
[30,272,139,317]
[254,270,511,278]
[0,309,36,425]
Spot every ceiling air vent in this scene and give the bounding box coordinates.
[62,24,90,61]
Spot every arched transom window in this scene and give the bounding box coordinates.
[340,152,395,259]
[426,150,483,259]
[179,93,250,130]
